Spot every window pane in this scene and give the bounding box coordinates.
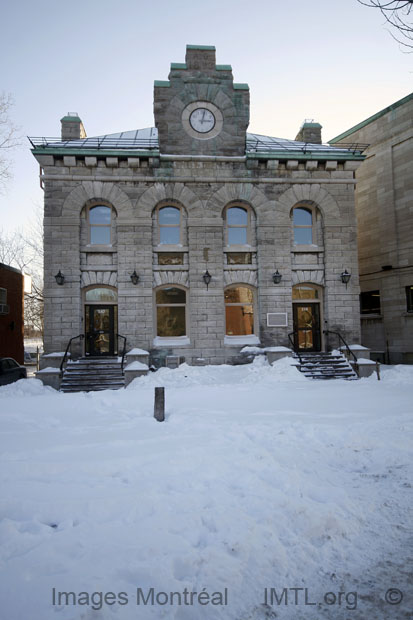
[158,253,184,265]
[406,286,413,312]
[293,208,312,226]
[160,227,180,244]
[227,207,247,226]
[226,306,254,335]
[225,287,254,304]
[156,287,186,304]
[228,227,247,245]
[90,206,111,224]
[294,227,313,245]
[90,226,111,245]
[157,306,186,337]
[159,207,180,225]
[360,291,381,314]
[85,288,117,302]
[292,286,318,300]
[227,252,252,265]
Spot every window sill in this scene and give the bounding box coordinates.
[224,335,260,346]
[155,245,188,252]
[224,264,256,270]
[153,336,190,348]
[224,246,256,252]
[153,265,188,271]
[360,314,383,320]
[83,246,115,253]
[291,246,324,253]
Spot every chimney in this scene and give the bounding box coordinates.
[295,120,322,144]
[185,44,216,71]
[60,113,86,141]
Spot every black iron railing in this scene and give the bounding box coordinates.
[288,331,303,364]
[117,334,127,373]
[324,329,359,377]
[60,334,84,374]
[28,136,159,150]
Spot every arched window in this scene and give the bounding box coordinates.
[293,207,313,245]
[158,206,181,245]
[89,205,112,245]
[224,286,255,336]
[292,285,319,300]
[156,287,187,337]
[226,206,249,245]
[85,287,117,302]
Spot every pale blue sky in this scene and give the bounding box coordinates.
[1,0,412,232]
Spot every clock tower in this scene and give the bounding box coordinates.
[154,45,250,156]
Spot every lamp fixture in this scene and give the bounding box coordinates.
[130,270,140,285]
[54,270,65,286]
[202,270,212,290]
[340,269,351,287]
[272,270,282,284]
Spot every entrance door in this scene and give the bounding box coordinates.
[293,303,321,352]
[85,305,115,356]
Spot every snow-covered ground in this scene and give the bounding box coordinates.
[0,358,412,620]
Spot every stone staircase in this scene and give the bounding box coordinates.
[60,357,125,393]
[295,352,358,380]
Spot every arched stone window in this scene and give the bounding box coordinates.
[155,286,187,337]
[226,206,249,245]
[293,206,313,245]
[88,205,113,245]
[158,206,182,245]
[224,285,255,336]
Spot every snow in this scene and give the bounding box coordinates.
[124,361,149,371]
[127,348,149,356]
[356,358,376,365]
[224,335,260,345]
[240,346,292,354]
[0,362,412,619]
[42,352,68,357]
[153,336,190,347]
[36,367,61,373]
[263,346,292,352]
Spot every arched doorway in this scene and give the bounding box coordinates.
[292,284,323,352]
[84,286,118,356]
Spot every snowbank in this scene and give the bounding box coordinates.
[0,378,56,399]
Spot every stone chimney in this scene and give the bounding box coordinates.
[185,44,216,71]
[60,113,86,141]
[295,120,322,144]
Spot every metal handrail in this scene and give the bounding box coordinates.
[288,331,303,364]
[117,334,127,373]
[323,329,360,377]
[60,334,84,374]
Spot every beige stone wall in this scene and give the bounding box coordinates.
[333,96,413,362]
[38,153,361,363]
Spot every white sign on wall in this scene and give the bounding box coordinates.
[267,312,288,327]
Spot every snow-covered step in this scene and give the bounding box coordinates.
[60,356,126,392]
[295,352,358,380]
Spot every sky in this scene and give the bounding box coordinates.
[1,0,412,233]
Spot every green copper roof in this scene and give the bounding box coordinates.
[170,63,187,70]
[186,44,216,50]
[330,92,413,143]
[233,83,249,90]
[302,122,322,128]
[60,115,82,122]
[154,80,170,88]
[216,65,232,71]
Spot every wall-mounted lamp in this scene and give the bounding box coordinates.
[340,269,351,287]
[202,270,212,290]
[130,270,140,285]
[54,270,65,286]
[272,270,282,284]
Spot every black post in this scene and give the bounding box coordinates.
[154,387,165,422]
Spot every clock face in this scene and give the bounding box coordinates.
[189,108,216,133]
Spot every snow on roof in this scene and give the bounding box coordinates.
[29,127,364,158]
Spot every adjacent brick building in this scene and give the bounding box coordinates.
[30,45,364,366]
[0,263,24,364]
[330,93,413,363]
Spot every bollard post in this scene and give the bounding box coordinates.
[376,361,381,381]
[154,387,165,422]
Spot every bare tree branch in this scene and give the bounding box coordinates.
[0,92,22,191]
[357,0,413,50]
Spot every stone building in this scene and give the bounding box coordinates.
[330,93,413,363]
[30,45,364,366]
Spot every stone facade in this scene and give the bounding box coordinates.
[330,93,413,363]
[31,45,363,366]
